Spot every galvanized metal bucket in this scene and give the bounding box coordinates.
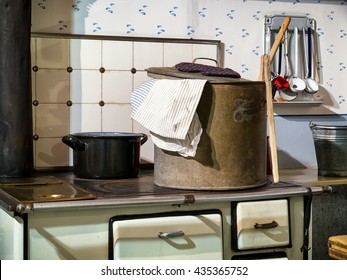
[310,122,347,176]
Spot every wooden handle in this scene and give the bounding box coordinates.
[258,17,290,82]
[268,16,291,64]
[264,54,279,183]
[257,54,265,81]
[257,17,290,183]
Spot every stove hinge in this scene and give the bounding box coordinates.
[171,194,196,207]
[183,194,195,205]
[16,203,33,214]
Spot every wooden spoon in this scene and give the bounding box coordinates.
[264,54,279,183]
[258,16,291,183]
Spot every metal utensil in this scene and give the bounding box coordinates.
[272,42,290,101]
[280,31,298,101]
[303,27,319,94]
[288,27,306,93]
[272,41,289,90]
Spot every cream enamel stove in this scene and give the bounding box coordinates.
[0,170,320,260]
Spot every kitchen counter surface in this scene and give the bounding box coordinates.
[279,168,347,186]
[0,169,323,214]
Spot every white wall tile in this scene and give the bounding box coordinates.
[102,41,133,70]
[36,38,69,69]
[30,37,37,108]
[134,42,163,70]
[163,43,193,66]
[36,104,69,137]
[102,71,132,103]
[31,38,36,66]
[133,71,153,89]
[35,138,69,167]
[32,71,37,102]
[70,70,101,103]
[101,104,132,132]
[32,106,37,134]
[36,69,69,103]
[70,104,102,133]
[70,39,102,69]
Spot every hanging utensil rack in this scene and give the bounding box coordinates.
[264,15,322,105]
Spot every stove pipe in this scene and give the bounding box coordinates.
[0,0,34,178]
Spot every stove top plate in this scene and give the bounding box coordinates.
[0,176,96,203]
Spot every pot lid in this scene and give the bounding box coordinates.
[69,132,145,138]
[146,67,262,85]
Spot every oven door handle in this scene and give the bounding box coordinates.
[158,230,185,239]
[254,220,278,229]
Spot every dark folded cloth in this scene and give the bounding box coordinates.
[175,62,241,78]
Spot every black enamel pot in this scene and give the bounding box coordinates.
[62,132,148,179]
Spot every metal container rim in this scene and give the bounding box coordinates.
[310,122,347,130]
[68,132,145,139]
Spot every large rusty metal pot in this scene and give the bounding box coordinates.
[147,67,267,190]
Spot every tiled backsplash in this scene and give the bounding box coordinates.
[31,34,220,168]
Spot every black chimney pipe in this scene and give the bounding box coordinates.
[0,0,34,177]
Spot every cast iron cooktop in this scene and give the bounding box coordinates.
[0,175,95,203]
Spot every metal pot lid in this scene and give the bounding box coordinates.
[146,67,261,85]
[69,132,145,138]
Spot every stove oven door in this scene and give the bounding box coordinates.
[233,199,290,251]
[109,211,223,260]
[0,209,24,260]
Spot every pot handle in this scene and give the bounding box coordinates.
[140,133,148,145]
[62,135,86,151]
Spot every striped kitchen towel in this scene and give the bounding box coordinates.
[130,79,156,118]
[132,79,207,140]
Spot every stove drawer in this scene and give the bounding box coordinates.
[234,199,290,250]
[109,211,223,260]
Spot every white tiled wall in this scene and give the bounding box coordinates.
[31,36,219,168]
